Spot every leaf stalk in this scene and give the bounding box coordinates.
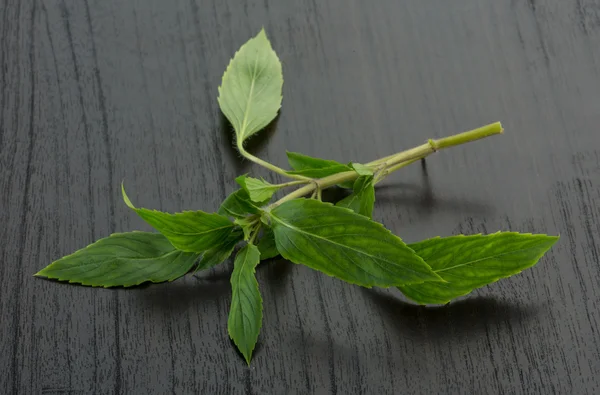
[238,143,311,181]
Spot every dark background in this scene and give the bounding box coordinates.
[1,0,599,393]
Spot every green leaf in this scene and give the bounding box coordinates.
[228,244,263,364]
[257,228,279,260]
[218,189,267,219]
[399,233,559,305]
[336,176,376,218]
[234,217,257,241]
[122,184,234,252]
[350,163,374,176]
[337,180,355,189]
[195,230,244,273]
[35,232,199,287]
[218,29,283,147]
[269,199,441,287]
[236,175,280,202]
[286,151,352,178]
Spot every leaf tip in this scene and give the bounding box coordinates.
[537,234,560,249]
[121,183,135,209]
[256,27,269,41]
[34,264,54,278]
[228,332,256,365]
[235,174,247,187]
[427,272,447,284]
[253,27,271,49]
[545,234,560,249]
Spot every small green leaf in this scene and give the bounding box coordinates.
[336,176,376,218]
[228,244,263,364]
[234,217,257,241]
[257,228,279,260]
[218,29,283,148]
[122,184,234,252]
[350,163,374,176]
[35,232,199,287]
[218,189,267,219]
[399,233,559,305]
[286,151,352,178]
[236,175,280,202]
[270,199,441,287]
[195,230,244,273]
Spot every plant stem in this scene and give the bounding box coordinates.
[269,122,503,208]
[271,170,358,207]
[366,122,503,167]
[249,224,261,244]
[273,180,309,188]
[238,144,311,181]
[373,158,420,184]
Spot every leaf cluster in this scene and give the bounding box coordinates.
[36,29,558,364]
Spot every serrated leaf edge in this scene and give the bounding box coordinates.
[35,231,199,288]
[227,245,263,364]
[401,233,560,305]
[217,28,282,145]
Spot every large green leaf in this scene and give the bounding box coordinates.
[218,189,267,219]
[399,233,559,305]
[269,199,441,287]
[228,244,263,364]
[236,175,280,203]
[35,232,199,287]
[336,175,375,218]
[257,228,279,260]
[122,185,234,252]
[195,230,244,273]
[218,29,283,147]
[286,151,352,178]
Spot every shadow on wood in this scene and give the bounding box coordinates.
[134,277,231,313]
[363,289,541,341]
[377,160,494,216]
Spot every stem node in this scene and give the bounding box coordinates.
[427,139,439,152]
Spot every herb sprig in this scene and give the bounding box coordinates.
[36,29,559,364]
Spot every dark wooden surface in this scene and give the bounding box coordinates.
[1,0,600,393]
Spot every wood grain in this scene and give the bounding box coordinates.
[1,0,599,393]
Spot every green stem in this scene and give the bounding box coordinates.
[238,144,311,181]
[273,180,309,188]
[249,223,261,244]
[367,122,503,167]
[374,158,420,184]
[269,122,503,208]
[434,122,503,149]
[367,152,397,167]
[272,170,357,206]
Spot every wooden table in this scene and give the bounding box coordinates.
[1,0,599,393]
